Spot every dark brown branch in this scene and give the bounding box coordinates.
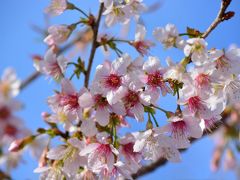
[0,169,11,180]
[131,108,232,179]
[202,0,234,38]
[84,3,104,88]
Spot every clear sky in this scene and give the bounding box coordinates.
[0,0,239,179]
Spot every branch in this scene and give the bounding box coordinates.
[131,108,232,179]
[20,71,41,90]
[19,28,91,91]
[0,169,11,180]
[202,0,234,38]
[84,3,104,88]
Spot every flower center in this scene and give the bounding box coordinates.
[193,41,204,52]
[4,124,18,137]
[132,41,152,56]
[124,90,139,108]
[188,96,202,113]
[113,6,125,17]
[105,74,121,89]
[147,71,163,88]
[195,73,210,88]
[94,94,109,108]
[171,120,187,138]
[0,106,11,120]
[215,55,230,70]
[96,144,112,163]
[60,93,79,111]
[122,143,137,157]
[164,36,177,48]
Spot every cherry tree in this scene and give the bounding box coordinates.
[0,0,239,179]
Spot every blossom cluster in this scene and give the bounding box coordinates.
[8,0,239,179]
[0,68,25,172]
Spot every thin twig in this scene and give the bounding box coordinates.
[84,3,104,88]
[131,108,231,179]
[202,0,234,39]
[20,71,41,90]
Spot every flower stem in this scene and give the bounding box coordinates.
[150,113,159,127]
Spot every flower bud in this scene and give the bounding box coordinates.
[41,112,51,121]
[223,11,235,21]
[210,147,223,171]
[146,119,153,130]
[8,135,35,152]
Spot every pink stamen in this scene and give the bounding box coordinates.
[104,74,121,90]
[188,96,202,113]
[124,90,139,108]
[94,94,109,108]
[171,120,187,139]
[132,40,152,56]
[60,93,79,111]
[147,71,164,88]
[4,124,18,137]
[0,106,11,120]
[195,73,210,88]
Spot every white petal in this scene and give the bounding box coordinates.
[133,139,146,152]
[111,54,131,75]
[131,103,144,122]
[57,55,68,73]
[111,101,126,115]
[44,48,56,63]
[187,119,203,138]
[95,108,110,126]
[61,78,76,94]
[79,143,99,156]
[80,119,98,137]
[143,56,160,73]
[79,91,94,108]
[135,24,146,41]
[47,145,67,160]
[107,86,127,105]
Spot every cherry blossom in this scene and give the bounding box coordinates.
[160,113,203,148]
[153,24,184,49]
[80,133,119,174]
[45,0,68,16]
[0,68,21,99]
[142,56,171,103]
[91,54,130,105]
[38,47,68,81]
[131,24,153,56]
[184,38,208,66]
[47,79,93,119]
[133,129,181,162]
[44,25,72,46]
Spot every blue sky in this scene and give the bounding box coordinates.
[0,0,239,179]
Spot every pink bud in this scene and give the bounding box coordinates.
[8,136,35,152]
[41,112,51,120]
[8,139,24,152]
